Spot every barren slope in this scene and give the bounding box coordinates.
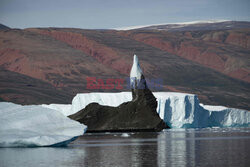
[0,23,249,110]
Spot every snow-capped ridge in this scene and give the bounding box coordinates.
[114,19,229,30]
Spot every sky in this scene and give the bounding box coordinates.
[0,0,250,29]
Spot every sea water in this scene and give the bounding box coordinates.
[0,128,250,167]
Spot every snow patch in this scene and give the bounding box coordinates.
[200,104,227,111]
[114,20,229,30]
[0,102,87,147]
[121,133,130,137]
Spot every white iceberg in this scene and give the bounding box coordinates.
[70,92,132,115]
[130,54,143,88]
[69,92,250,128]
[155,92,209,128]
[0,102,87,147]
[155,93,250,128]
[40,104,72,116]
[202,104,250,127]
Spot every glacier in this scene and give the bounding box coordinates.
[0,102,87,147]
[65,92,249,128]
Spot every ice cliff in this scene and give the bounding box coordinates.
[68,92,249,128]
[0,102,87,147]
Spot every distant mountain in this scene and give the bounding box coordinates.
[116,20,250,31]
[0,68,72,104]
[0,21,249,110]
[140,21,250,31]
[0,24,10,30]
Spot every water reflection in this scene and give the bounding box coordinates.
[1,128,250,167]
[76,133,159,166]
[0,147,86,167]
[157,129,196,167]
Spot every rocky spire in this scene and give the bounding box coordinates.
[130,54,143,89]
[68,54,169,132]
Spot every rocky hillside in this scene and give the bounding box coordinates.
[119,29,250,82]
[0,24,10,30]
[0,21,249,110]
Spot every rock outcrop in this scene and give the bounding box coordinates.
[69,55,168,132]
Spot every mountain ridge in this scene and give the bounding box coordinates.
[114,20,250,31]
[0,24,10,30]
[0,21,249,110]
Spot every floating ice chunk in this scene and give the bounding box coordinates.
[0,102,87,147]
[121,133,130,137]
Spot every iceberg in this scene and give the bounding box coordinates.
[155,93,250,128]
[155,92,209,128]
[69,92,250,128]
[71,92,132,114]
[130,54,143,88]
[201,104,250,127]
[40,104,72,116]
[0,102,87,147]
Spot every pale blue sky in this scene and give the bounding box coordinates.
[0,0,250,29]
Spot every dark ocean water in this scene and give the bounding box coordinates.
[1,128,250,167]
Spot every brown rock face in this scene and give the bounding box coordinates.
[0,24,249,110]
[119,29,250,83]
[29,29,131,75]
